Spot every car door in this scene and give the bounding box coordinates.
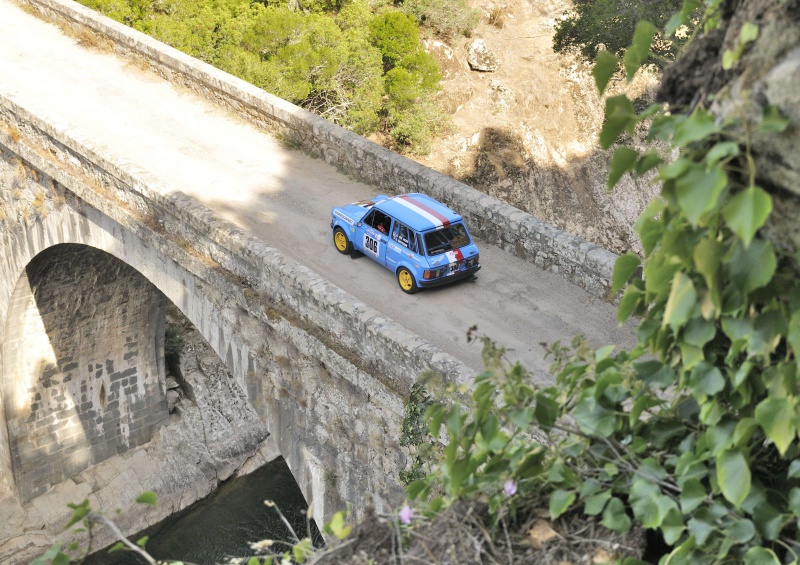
[386,221,421,271]
[358,209,390,266]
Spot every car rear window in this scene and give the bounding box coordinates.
[424,223,471,256]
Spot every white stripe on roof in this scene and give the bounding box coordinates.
[393,196,444,227]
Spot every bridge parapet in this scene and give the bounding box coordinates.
[16,0,619,299]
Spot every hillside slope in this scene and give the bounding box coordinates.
[416,0,659,255]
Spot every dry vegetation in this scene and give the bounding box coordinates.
[419,0,661,255]
[313,501,645,565]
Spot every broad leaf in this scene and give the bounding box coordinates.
[755,397,796,455]
[666,0,701,35]
[601,497,631,532]
[612,252,641,294]
[727,239,777,294]
[635,151,662,175]
[608,147,639,190]
[789,487,800,516]
[573,396,615,437]
[674,163,727,225]
[688,516,715,545]
[584,490,612,515]
[761,104,790,133]
[623,21,656,80]
[722,186,772,248]
[716,449,751,508]
[618,280,644,323]
[661,508,686,545]
[593,50,618,95]
[679,478,706,513]
[549,489,576,519]
[600,95,636,149]
[136,491,158,507]
[788,310,800,359]
[684,317,716,347]
[663,272,697,332]
[689,362,725,398]
[693,237,723,295]
[534,393,559,428]
[728,518,756,544]
[705,141,740,166]
[634,360,675,388]
[672,110,721,147]
[744,547,781,565]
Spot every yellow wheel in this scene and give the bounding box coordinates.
[333,227,352,254]
[397,267,419,294]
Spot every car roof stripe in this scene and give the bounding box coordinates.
[395,195,451,227]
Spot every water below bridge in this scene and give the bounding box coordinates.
[85,458,323,564]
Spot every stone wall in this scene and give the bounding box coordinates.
[4,244,168,502]
[15,0,619,299]
[0,80,475,561]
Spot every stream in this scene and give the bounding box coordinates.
[85,457,323,564]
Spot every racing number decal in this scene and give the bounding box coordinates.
[363,234,381,257]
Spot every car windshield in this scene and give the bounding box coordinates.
[424,223,471,256]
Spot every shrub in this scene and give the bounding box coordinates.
[405,13,800,565]
[401,0,478,41]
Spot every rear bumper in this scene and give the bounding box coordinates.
[418,264,481,288]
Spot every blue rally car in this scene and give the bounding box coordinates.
[330,193,481,294]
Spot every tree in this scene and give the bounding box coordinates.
[553,0,685,65]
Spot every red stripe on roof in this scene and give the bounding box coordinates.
[400,195,450,226]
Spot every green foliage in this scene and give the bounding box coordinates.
[401,0,478,41]
[404,7,800,564]
[78,0,447,154]
[400,382,433,484]
[164,323,184,375]
[368,10,445,152]
[369,11,424,70]
[553,0,686,65]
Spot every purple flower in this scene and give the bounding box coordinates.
[504,479,517,497]
[399,504,413,525]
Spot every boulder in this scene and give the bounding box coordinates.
[467,39,499,72]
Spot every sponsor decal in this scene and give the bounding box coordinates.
[445,249,464,262]
[333,209,355,225]
[394,195,451,227]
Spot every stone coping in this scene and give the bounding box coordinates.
[17,0,619,299]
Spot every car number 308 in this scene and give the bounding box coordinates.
[364,235,380,255]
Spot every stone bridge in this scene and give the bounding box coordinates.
[0,0,622,560]
[0,93,478,558]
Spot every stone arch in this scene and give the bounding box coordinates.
[1,243,168,502]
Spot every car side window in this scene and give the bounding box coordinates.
[392,222,419,253]
[365,209,391,234]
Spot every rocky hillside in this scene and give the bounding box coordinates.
[415,0,660,255]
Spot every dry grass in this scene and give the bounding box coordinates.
[488,6,505,28]
[63,24,114,52]
[311,500,645,565]
[7,124,22,142]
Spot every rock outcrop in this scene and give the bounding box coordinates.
[658,0,800,261]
